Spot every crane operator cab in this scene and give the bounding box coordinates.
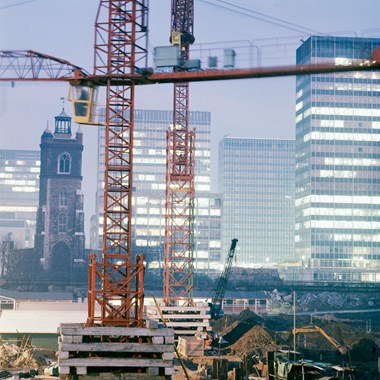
[69,84,99,125]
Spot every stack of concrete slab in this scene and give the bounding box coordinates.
[146,301,211,338]
[58,322,175,379]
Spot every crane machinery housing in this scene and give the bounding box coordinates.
[209,238,238,319]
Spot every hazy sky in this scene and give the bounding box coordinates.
[0,0,379,240]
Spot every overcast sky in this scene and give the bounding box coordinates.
[1,0,379,240]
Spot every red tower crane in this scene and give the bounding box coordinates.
[164,0,196,307]
[85,0,149,327]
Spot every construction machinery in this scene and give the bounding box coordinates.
[209,238,238,319]
[293,325,348,355]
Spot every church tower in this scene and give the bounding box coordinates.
[34,106,85,281]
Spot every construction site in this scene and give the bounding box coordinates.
[1,287,380,379]
[1,0,380,379]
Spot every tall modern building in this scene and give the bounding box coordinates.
[0,150,40,249]
[91,109,222,270]
[218,137,295,266]
[295,36,380,282]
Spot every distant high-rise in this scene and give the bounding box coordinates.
[0,150,40,248]
[218,137,295,266]
[91,109,222,270]
[295,36,380,282]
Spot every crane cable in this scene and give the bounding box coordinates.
[197,0,325,35]
[0,0,39,10]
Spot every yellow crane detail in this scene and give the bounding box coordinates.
[292,325,348,355]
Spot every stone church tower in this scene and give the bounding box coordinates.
[34,108,85,280]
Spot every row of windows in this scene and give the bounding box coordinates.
[313,253,380,260]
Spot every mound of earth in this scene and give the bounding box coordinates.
[229,325,276,358]
[218,310,265,346]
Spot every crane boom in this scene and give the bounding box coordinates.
[0,50,88,80]
[293,325,348,355]
[210,238,238,319]
[2,52,379,84]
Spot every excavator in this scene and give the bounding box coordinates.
[292,325,349,355]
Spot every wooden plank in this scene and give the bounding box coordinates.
[59,342,174,353]
[65,373,168,380]
[159,306,208,312]
[165,321,210,327]
[59,326,174,337]
[152,314,211,320]
[173,329,205,335]
[76,367,87,375]
[59,357,173,367]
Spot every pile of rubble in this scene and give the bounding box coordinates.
[267,289,379,313]
[0,340,39,369]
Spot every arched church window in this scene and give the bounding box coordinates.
[59,188,68,207]
[58,214,67,233]
[58,153,71,174]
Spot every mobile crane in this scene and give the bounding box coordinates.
[209,238,238,319]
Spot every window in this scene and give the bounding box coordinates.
[58,214,67,233]
[59,189,68,207]
[58,153,71,174]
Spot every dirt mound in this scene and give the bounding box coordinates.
[237,309,264,324]
[229,325,276,358]
[217,310,265,346]
[212,314,238,334]
[222,320,253,345]
[350,338,380,362]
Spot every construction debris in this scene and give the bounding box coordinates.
[267,289,380,313]
[0,338,38,369]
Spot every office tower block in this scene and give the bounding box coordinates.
[0,150,40,248]
[91,109,221,271]
[218,137,295,266]
[295,36,380,281]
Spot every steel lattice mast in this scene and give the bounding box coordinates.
[86,0,149,327]
[164,0,196,306]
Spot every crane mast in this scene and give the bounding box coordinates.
[86,0,149,327]
[210,238,238,319]
[164,0,196,306]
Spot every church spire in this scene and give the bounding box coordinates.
[54,98,72,136]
